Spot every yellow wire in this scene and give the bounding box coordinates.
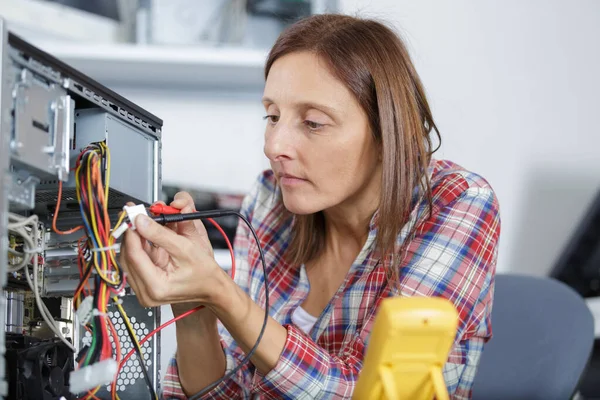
[108,211,127,274]
[86,155,109,277]
[113,297,158,400]
[85,385,100,399]
[95,153,120,279]
[103,143,122,278]
[103,142,111,202]
[114,298,142,351]
[86,152,120,286]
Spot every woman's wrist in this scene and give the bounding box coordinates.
[206,269,248,322]
[173,303,217,329]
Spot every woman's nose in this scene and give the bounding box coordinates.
[264,122,294,162]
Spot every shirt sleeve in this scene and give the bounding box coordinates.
[160,175,268,399]
[399,186,500,399]
[247,185,500,399]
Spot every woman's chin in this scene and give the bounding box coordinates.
[281,195,319,215]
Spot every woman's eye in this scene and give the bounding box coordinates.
[305,120,324,131]
[263,115,279,124]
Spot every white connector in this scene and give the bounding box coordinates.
[112,203,149,239]
[123,204,148,230]
[76,296,94,326]
[69,359,118,394]
[111,222,129,239]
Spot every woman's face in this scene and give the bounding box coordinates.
[263,51,381,215]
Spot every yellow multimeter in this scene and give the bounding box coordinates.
[353,297,459,400]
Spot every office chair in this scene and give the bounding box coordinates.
[472,274,594,400]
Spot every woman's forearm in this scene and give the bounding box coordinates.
[174,271,288,397]
[174,307,226,396]
[209,274,288,375]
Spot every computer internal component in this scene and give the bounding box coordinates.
[0,16,163,398]
[5,333,75,400]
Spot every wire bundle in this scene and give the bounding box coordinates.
[52,142,130,399]
[69,143,123,360]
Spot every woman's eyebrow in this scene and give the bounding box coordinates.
[295,101,340,116]
[262,97,340,116]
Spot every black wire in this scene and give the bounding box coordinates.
[116,300,158,400]
[73,255,94,302]
[156,210,270,399]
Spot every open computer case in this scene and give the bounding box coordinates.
[0,17,163,399]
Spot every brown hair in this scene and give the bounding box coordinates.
[265,14,440,277]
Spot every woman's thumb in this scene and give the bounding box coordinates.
[135,214,180,254]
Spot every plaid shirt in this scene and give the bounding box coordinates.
[162,159,501,399]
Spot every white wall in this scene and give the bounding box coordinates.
[342,0,600,276]
[111,87,270,195]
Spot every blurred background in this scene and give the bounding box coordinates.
[2,0,599,395]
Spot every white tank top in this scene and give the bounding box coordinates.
[291,306,318,335]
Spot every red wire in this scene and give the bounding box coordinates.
[108,316,122,400]
[114,218,236,392]
[206,218,236,280]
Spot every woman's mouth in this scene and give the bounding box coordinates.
[279,173,307,186]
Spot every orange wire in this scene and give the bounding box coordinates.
[109,315,122,400]
[73,259,93,306]
[52,180,83,235]
[93,157,111,238]
[76,236,91,298]
[91,157,114,281]
[82,386,101,400]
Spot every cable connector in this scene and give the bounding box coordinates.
[112,203,148,239]
[92,309,107,317]
[111,222,129,240]
[76,296,94,326]
[69,359,118,394]
[123,204,148,230]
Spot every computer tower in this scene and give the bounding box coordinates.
[0,17,163,399]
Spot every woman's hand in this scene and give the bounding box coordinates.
[119,192,227,310]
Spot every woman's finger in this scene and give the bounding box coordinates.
[142,239,166,267]
[121,229,166,302]
[170,192,196,211]
[134,215,186,256]
[120,234,146,299]
[149,245,170,270]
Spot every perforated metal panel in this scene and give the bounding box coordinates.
[78,295,160,399]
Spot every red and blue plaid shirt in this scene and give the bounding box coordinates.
[162,159,501,399]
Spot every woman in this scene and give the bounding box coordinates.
[120,14,500,400]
